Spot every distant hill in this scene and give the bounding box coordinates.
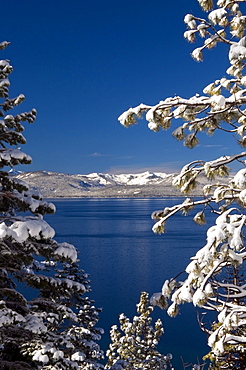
[14,170,225,198]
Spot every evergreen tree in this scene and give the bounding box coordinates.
[0,42,103,369]
[105,292,173,370]
[118,0,246,368]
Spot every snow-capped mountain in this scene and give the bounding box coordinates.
[14,170,208,198]
[80,171,174,186]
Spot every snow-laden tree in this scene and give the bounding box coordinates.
[119,0,246,368]
[105,291,173,370]
[0,42,103,369]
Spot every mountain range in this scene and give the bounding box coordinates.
[13,170,217,198]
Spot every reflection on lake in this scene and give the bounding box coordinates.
[44,198,216,367]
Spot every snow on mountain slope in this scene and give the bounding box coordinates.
[14,170,213,198]
[85,171,174,186]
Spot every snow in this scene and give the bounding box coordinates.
[14,94,25,105]
[12,219,55,242]
[218,308,227,323]
[214,339,224,355]
[0,41,11,50]
[71,351,86,361]
[167,302,178,317]
[86,171,173,186]
[210,94,226,109]
[0,78,10,87]
[208,8,227,25]
[0,59,10,67]
[113,5,246,363]
[148,121,158,130]
[149,292,162,306]
[0,222,16,240]
[0,306,25,326]
[0,219,55,243]
[62,279,85,292]
[192,288,207,307]
[53,350,64,360]
[32,350,49,364]
[184,30,196,42]
[204,283,213,296]
[118,103,149,127]
[239,189,246,203]
[23,314,47,334]
[161,280,172,298]
[191,48,203,61]
[0,148,32,163]
[232,168,246,189]
[178,283,193,303]
[229,43,246,64]
[184,14,194,24]
[54,242,77,262]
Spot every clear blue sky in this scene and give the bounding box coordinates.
[1,0,242,174]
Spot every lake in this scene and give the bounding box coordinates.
[44,197,216,368]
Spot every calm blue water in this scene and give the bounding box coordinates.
[44,198,216,368]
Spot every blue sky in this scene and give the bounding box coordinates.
[1,0,242,174]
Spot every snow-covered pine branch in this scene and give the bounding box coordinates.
[150,153,246,234]
[119,1,246,368]
[105,292,173,370]
[0,42,104,369]
[118,2,246,152]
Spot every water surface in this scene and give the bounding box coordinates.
[45,198,215,367]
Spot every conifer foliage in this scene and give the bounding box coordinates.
[119,0,246,368]
[0,42,103,369]
[105,292,173,370]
